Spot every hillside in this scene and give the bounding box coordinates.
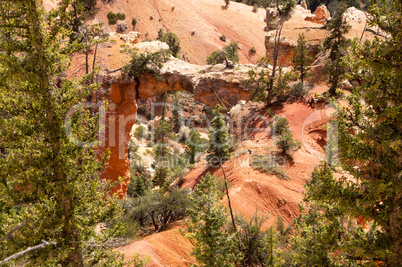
[80,0,370,65]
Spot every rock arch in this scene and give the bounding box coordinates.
[97,58,252,197]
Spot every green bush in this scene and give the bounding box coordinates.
[271,116,290,136]
[134,126,146,141]
[129,188,192,231]
[131,18,137,28]
[117,12,126,20]
[252,154,289,180]
[107,11,118,24]
[220,35,227,42]
[158,32,181,58]
[275,132,301,154]
[252,4,258,12]
[206,41,239,65]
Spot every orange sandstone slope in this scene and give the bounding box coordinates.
[117,221,196,267]
[90,0,267,65]
[118,101,329,265]
[87,0,370,65]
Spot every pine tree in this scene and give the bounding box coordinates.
[185,128,204,164]
[0,1,131,265]
[171,92,183,133]
[206,105,231,166]
[322,3,350,95]
[293,1,402,264]
[292,33,312,87]
[184,173,238,266]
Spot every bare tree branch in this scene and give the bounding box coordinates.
[0,240,57,264]
[0,221,25,243]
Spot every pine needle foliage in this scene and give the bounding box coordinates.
[0,1,137,265]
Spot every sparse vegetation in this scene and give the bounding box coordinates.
[117,12,126,20]
[157,31,181,58]
[220,34,227,42]
[107,11,118,24]
[206,41,239,66]
[131,18,137,28]
[252,154,289,179]
[123,50,170,79]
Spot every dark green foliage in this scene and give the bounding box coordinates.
[171,92,183,133]
[79,0,97,11]
[117,12,125,20]
[154,120,174,159]
[271,116,290,135]
[244,67,294,106]
[129,188,192,231]
[322,3,351,95]
[131,18,137,28]
[158,32,181,58]
[107,11,118,24]
[306,0,363,14]
[127,176,146,198]
[292,33,312,86]
[153,166,170,190]
[206,42,239,65]
[123,50,170,79]
[0,1,132,265]
[184,173,239,266]
[220,35,227,42]
[185,128,205,164]
[137,106,147,116]
[206,106,232,166]
[275,132,301,154]
[134,125,146,141]
[292,164,388,266]
[236,213,269,266]
[293,1,402,263]
[277,0,296,16]
[250,46,257,54]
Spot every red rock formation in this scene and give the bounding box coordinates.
[97,59,252,197]
[305,5,331,24]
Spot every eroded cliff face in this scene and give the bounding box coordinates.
[97,59,252,197]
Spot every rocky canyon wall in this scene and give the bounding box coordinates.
[97,59,252,197]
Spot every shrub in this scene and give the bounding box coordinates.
[123,50,170,80]
[206,41,239,65]
[107,11,118,24]
[252,154,289,180]
[134,125,146,141]
[220,35,227,42]
[137,106,147,115]
[117,12,126,20]
[131,18,137,28]
[129,188,192,231]
[271,116,290,136]
[250,46,256,54]
[252,4,258,12]
[275,132,301,154]
[159,32,181,58]
[291,82,310,100]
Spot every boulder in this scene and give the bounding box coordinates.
[300,0,307,10]
[305,5,330,24]
[117,21,128,33]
